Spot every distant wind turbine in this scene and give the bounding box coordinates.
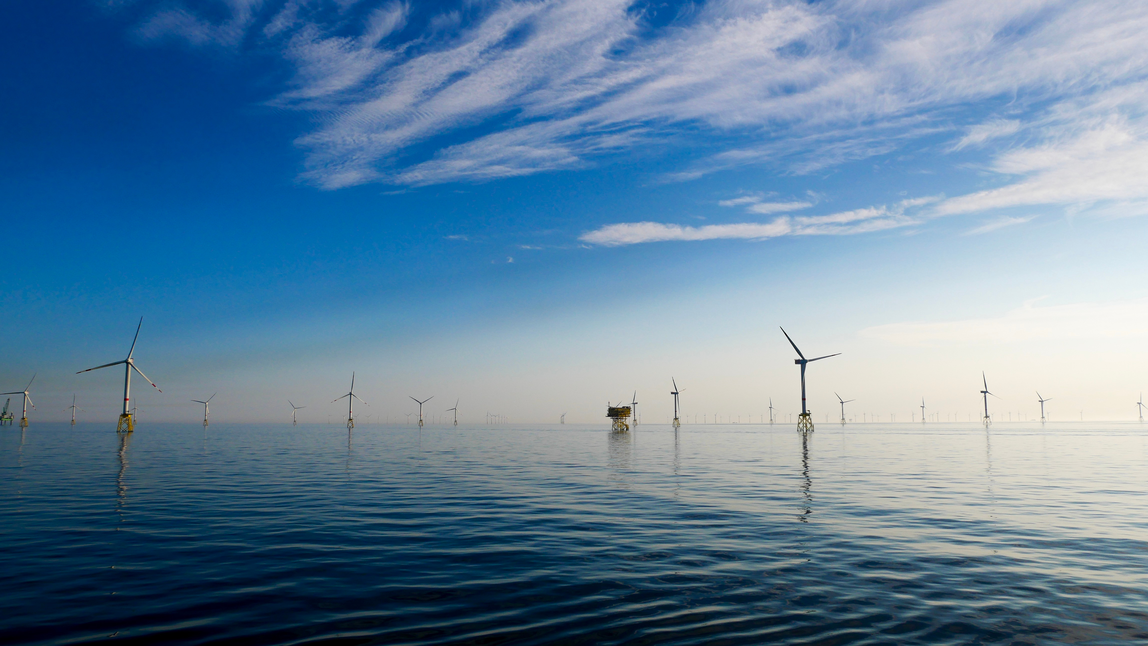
[768,398,775,425]
[410,396,433,427]
[670,379,683,428]
[1138,393,1145,422]
[1037,392,1050,423]
[447,399,458,426]
[76,318,162,432]
[920,398,926,424]
[980,373,997,427]
[836,393,854,425]
[65,394,81,425]
[1,375,37,429]
[192,393,215,427]
[332,373,364,430]
[781,327,840,433]
[631,391,639,427]
[560,412,566,424]
[289,400,306,426]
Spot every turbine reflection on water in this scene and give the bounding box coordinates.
[799,431,812,523]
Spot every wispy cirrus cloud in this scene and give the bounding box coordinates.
[580,197,934,246]
[118,0,1148,201]
[950,119,1021,152]
[963,215,1036,236]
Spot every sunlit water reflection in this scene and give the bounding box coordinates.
[2,423,1147,644]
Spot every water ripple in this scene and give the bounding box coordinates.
[2,423,1148,644]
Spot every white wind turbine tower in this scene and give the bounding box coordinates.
[289,400,306,426]
[76,318,162,432]
[447,399,458,426]
[670,379,683,428]
[560,412,566,424]
[980,373,997,427]
[192,393,215,427]
[333,373,364,430]
[410,396,433,427]
[64,394,81,425]
[631,391,639,426]
[781,328,840,433]
[1138,394,1145,422]
[1037,392,1050,423]
[836,393,854,426]
[920,398,926,424]
[768,398,775,425]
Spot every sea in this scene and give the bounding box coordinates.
[2,422,1147,645]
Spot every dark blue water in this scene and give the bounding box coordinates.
[3,422,1148,645]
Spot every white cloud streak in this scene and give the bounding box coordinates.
[580,197,932,246]
[963,215,1036,236]
[122,0,1148,206]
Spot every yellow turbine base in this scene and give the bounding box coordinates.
[117,413,134,433]
[983,416,991,428]
[797,413,814,433]
[672,417,680,428]
[347,418,355,430]
[20,417,29,428]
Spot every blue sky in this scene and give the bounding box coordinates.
[3,0,1148,423]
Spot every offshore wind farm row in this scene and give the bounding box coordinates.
[2,319,1144,430]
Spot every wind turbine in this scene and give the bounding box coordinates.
[631,391,639,427]
[410,396,433,428]
[920,398,926,424]
[192,393,215,427]
[768,398,775,425]
[980,373,996,427]
[76,318,162,432]
[836,393,854,425]
[780,328,840,433]
[332,373,364,430]
[64,394,81,425]
[1037,392,1050,423]
[670,379,683,428]
[447,399,458,426]
[289,400,306,426]
[1138,393,1145,422]
[560,412,566,424]
[1,375,37,429]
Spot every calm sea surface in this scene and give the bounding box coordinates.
[3,422,1148,645]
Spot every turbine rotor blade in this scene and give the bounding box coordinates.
[25,374,36,391]
[332,394,351,403]
[780,327,805,359]
[131,364,162,392]
[76,360,125,374]
[807,353,841,362]
[127,317,143,359]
